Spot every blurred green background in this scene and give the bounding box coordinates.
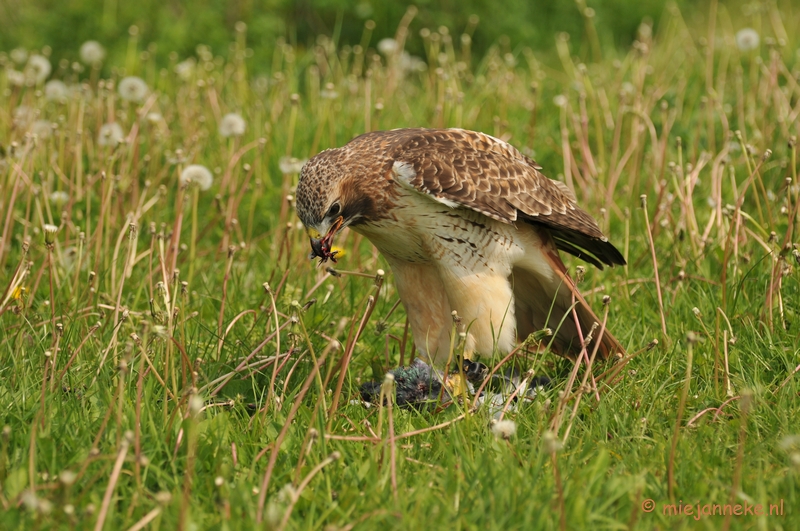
[1,0,696,69]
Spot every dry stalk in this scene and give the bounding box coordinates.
[640,194,669,341]
[94,432,132,531]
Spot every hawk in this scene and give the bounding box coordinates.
[295,128,626,366]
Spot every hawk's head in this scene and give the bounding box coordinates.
[295,148,382,263]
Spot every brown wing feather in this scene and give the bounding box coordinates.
[348,128,625,268]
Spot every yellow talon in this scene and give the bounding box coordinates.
[444,373,469,396]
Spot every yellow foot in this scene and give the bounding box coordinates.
[443,373,470,397]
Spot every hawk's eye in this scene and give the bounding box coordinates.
[327,203,341,218]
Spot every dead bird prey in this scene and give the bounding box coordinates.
[358,358,551,410]
[295,128,626,368]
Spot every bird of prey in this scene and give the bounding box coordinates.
[295,128,626,367]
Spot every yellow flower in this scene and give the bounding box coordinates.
[11,286,26,300]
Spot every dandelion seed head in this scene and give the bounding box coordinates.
[320,82,339,99]
[118,76,149,102]
[80,41,106,64]
[146,112,163,124]
[50,191,69,205]
[23,490,51,513]
[180,164,214,191]
[7,70,25,87]
[400,53,426,73]
[25,55,51,84]
[491,419,516,440]
[154,491,172,505]
[277,483,296,503]
[542,430,563,453]
[60,246,79,271]
[59,470,77,486]
[264,502,284,527]
[219,112,246,137]
[188,394,204,416]
[780,435,800,452]
[621,82,636,95]
[44,80,69,102]
[10,48,28,64]
[553,94,568,108]
[378,38,399,56]
[279,156,307,175]
[97,122,124,146]
[736,28,760,52]
[32,120,53,139]
[13,106,36,128]
[175,59,195,80]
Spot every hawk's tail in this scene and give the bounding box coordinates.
[541,245,626,361]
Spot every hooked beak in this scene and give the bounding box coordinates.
[309,216,344,263]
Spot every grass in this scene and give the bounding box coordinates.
[1,2,800,529]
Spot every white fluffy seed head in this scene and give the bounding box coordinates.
[491,419,517,440]
[59,470,77,486]
[13,106,36,128]
[188,394,204,416]
[543,430,564,453]
[279,156,307,174]
[10,48,28,64]
[25,54,51,84]
[45,80,69,102]
[180,164,214,191]
[219,112,246,137]
[378,38,399,56]
[97,122,124,146]
[31,120,53,139]
[7,70,25,87]
[50,191,69,205]
[80,41,106,64]
[175,59,195,80]
[320,83,339,99]
[735,28,760,52]
[146,112,163,124]
[118,76,149,102]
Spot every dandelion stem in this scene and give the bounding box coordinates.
[94,434,131,531]
[668,336,694,501]
[640,194,668,341]
[188,186,199,287]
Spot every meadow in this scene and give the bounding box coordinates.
[1,2,799,530]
